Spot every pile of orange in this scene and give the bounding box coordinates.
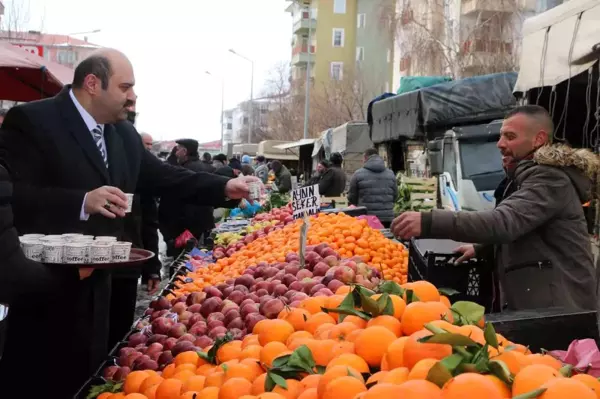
[101,280,599,399]
[170,213,407,298]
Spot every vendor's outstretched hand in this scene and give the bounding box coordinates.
[391,211,422,240]
[225,176,263,201]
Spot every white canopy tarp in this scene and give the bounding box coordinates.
[514,0,600,93]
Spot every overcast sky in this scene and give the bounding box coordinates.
[8,0,292,142]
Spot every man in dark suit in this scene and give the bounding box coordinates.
[0,48,258,396]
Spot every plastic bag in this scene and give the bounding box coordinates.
[357,215,385,229]
[175,230,195,248]
[550,339,600,376]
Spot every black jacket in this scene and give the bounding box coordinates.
[159,155,216,240]
[0,87,231,397]
[0,164,79,305]
[319,166,346,197]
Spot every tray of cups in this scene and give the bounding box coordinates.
[18,233,154,269]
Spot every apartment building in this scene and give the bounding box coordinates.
[392,0,570,89]
[286,0,394,97]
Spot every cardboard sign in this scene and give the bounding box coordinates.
[292,184,320,220]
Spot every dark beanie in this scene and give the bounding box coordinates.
[175,139,199,156]
[229,158,242,171]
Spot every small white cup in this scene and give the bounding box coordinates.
[43,242,64,263]
[112,241,132,262]
[40,235,65,243]
[248,182,261,200]
[64,242,88,264]
[90,242,113,264]
[95,236,117,242]
[22,240,44,262]
[125,194,134,213]
[21,234,46,240]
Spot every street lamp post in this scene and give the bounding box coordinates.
[205,71,225,152]
[229,49,255,144]
[303,3,312,140]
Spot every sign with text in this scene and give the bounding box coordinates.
[292,184,320,219]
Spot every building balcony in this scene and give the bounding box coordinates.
[461,0,537,16]
[291,44,316,65]
[293,10,317,34]
[462,39,514,71]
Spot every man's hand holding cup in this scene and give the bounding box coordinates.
[84,186,129,219]
[225,176,263,204]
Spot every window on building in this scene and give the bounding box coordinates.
[357,13,366,28]
[356,47,364,61]
[243,116,249,125]
[226,123,233,130]
[334,0,346,14]
[332,28,345,47]
[57,50,77,65]
[330,62,344,81]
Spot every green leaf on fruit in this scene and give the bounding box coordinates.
[405,289,420,304]
[205,332,234,364]
[376,293,395,316]
[450,301,485,326]
[321,306,372,321]
[377,280,405,296]
[316,365,327,374]
[511,388,547,399]
[483,322,499,349]
[86,381,123,399]
[267,372,288,391]
[272,354,291,369]
[359,291,380,316]
[439,353,464,373]
[287,345,316,373]
[559,364,573,377]
[426,361,454,388]
[438,287,460,296]
[488,360,513,385]
[418,333,480,347]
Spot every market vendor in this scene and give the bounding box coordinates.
[391,105,598,312]
[0,48,260,397]
[271,160,292,194]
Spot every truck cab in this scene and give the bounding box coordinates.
[428,121,504,211]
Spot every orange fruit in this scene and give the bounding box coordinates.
[492,350,532,375]
[485,375,511,398]
[163,364,177,379]
[258,320,295,346]
[304,312,336,335]
[384,337,408,369]
[205,370,225,388]
[380,367,409,385]
[354,326,397,367]
[297,387,318,399]
[402,281,440,302]
[321,376,367,399]
[272,379,303,399]
[256,393,286,399]
[196,386,220,399]
[287,331,314,346]
[305,338,336,367]
[241,345,262,360]
[380,354,390,371]
[526,354,562,370]
[98,394,113,399]
[139,375,165,393]
[260,342,291,368]
[124,371,151,394]
[223,363,255,382]
[175,364,199,374]
[401,302,453,336]
[299,297,327,315]
[441,373,504,398]
[219,377,253,399]
[196,364,216,376]
[336,286,351,295]
[279,307,312,331]
[407,358,438,380]
[314,323,335,339]
[182,375,206,392]
[343,316,368,329]
[571,374,600,398]
[403,329,452,370]
[240,358,265,380]
[251,373,268,395]
[540,378,596,399]
[391,380,441,398]
[439,295,451,308]
[124,394,147,399]
[242,334,260,348]
[512,364,561,396]
[327,354,370,374]
[301,374,322,389]
[330,341,355,358]
[329,323,360,342]
[175,351,204,367]
[173,370,196,383]
[318,365,365,398]
[155,379,184,399]
[142,384,159,399]
[362,383,399,399]
[180,393,200,399]
[366,316,402,337]
[366,371,389,385]
[218,341,243,363]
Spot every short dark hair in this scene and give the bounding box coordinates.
[0,108,8,117]
[364,148,378,158]
[330,152,343,166]
[202,152,212,162]
[319,160,331,168]
[505,105,554,142]
[256,155,265,163]
[213,153,227,162]
[72,55,112,90]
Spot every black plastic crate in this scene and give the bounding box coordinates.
[408,238,494,313]
[74,376,107,399]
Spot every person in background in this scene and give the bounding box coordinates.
[241,154,252,166]
[201,152,215,173]
[348,148,397,228]
[391,105,598,311]
[271,160,292,194]
[213,153,227,169]
[241,164,255,177]
[254,155,269,183]
[306,160,329,187]
[166,146,178,165]
[319,152,346,196]
[140,132,153,152]
[216,158,242,178]
[0,109,7,127]
[159,138,216,250]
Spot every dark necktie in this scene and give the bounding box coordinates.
[91,125,108,168]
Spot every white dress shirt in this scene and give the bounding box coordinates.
[69,89,106,221]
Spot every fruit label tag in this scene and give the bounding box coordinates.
[291,184,320,220]
[299,214,310,268]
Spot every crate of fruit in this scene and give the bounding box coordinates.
[408,238,494,312]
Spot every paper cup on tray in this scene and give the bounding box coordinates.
[95,236,117,243]
[64,242,88,264]
[112,241,132,262]
[21,234,45,240]
[43,241,64,263]
[22,240,44,262]
[91,242,113,264]
[40,235,65,243]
